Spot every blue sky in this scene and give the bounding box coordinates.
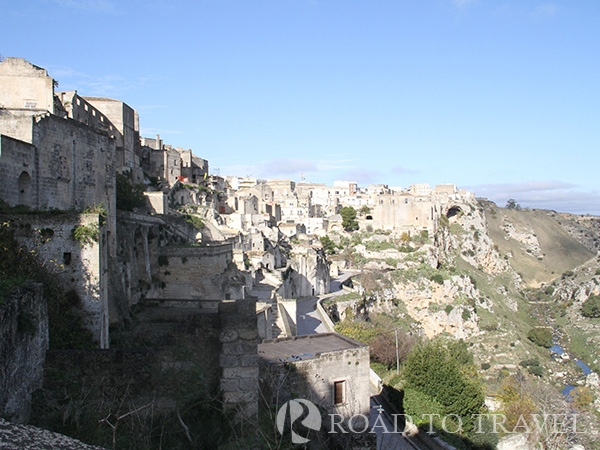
[2,0,599,214]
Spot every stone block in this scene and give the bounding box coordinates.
[219,330,238,343]
[222,366,259,379]
[222,391,258,404]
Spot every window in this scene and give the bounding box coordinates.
[63,252,72,266]
[334,380,345,405]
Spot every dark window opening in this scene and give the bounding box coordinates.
[334,380,345,405]
[63,252,72,265]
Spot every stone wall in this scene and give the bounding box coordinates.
[84,97,139,169]
[30,297,259,444]
[219,299,260,419]
[0,134,37,208]
[259,335,371,421]
[0,283,48,423]
[32,114,117,220]
[278,246,330,298]
[371,194,440,235]
[155,244,244,300]
[8,213,109,348]
[0,58,55,114]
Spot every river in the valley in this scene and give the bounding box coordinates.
[550,344,593,396]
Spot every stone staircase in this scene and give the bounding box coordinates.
[270,301,286,338]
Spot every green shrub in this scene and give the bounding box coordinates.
[402,339,484,432]
[481,362,491,370]
[116,173,146,211]
[519,359,540,368]
[185,214,205,230]
[319,235,336,254]
[403,387,445,421]
[527,327,553,348]
[581,295,600,318]
[527,365,543,377]
[72,224,99,246]
[340,206,359,231]
[429,273,444,285]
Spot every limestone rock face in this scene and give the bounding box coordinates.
[452,205,510,275]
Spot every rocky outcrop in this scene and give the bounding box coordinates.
[452,205,510,275]
[0,418,105,450]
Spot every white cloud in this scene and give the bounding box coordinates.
[469,180,600,215]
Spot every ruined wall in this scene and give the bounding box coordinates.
[155,244,245,300]
[0,58,54,114]
[0,283,48,423]
[115,214,244,321]
[33,298,259,438]
[0,134,38,208]
[9,213,109,348]
[84,97,139,169]
[371,194,439,235]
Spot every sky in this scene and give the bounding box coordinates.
[2,0,599,215]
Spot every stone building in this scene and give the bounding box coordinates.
[178,148,209,184]
[0,58,118,347]
[258,333,370,424]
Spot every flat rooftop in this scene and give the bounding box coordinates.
[258,332,366,364]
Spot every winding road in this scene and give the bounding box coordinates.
[294,271,432,450]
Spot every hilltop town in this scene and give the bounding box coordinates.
[1,57,599,450]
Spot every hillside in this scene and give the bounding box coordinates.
[482,200,596,287]
[324,198,600,448]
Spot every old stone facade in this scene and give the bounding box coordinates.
[7,213,110,347]
[259,333,371,422]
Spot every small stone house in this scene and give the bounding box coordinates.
[258,333,370,421]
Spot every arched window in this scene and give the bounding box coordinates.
[18,171,32,207]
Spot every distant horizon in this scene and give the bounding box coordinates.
[3,1,599,216]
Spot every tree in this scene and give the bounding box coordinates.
[319,235,336,255]
[581,295,600,318]
[340,206,358,231]
[370,330,416,370]
[506,198,522,210]
[402,339,485,432]
[358,205,371,217]
[116,173,146,211]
